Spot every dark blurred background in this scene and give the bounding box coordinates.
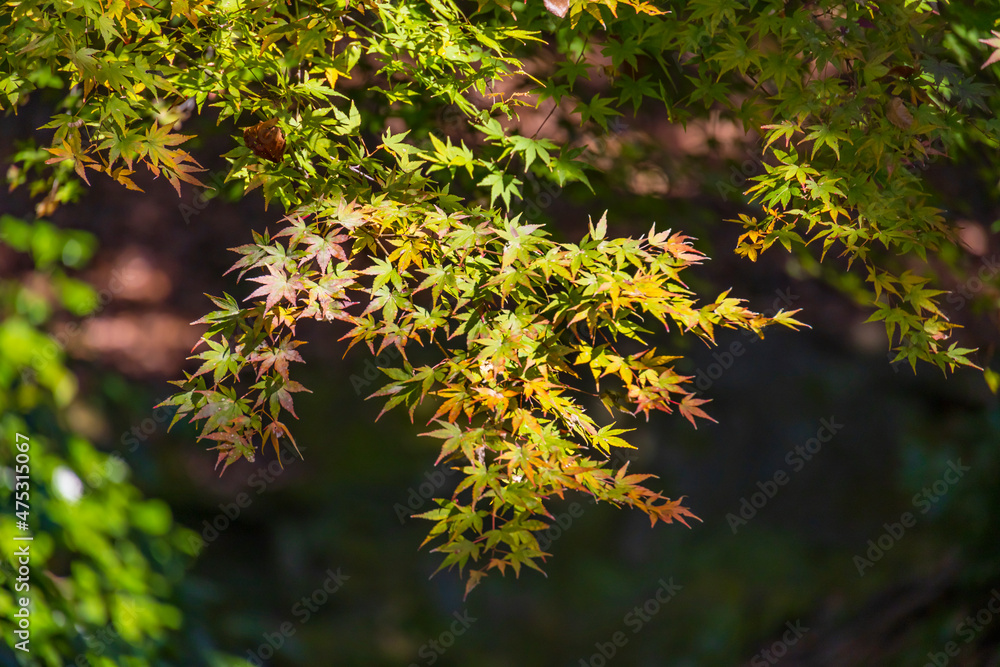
[3,78,1000,667]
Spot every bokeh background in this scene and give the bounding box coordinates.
[3,49,1000,666]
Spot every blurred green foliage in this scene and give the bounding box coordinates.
[0,215,251,666]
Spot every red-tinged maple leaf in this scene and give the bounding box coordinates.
[646,223,673,247]
[163,155,207,195]
[246,265,304,311]
[207,443,246,476]
[202,423,254,475]
[247,335,306,381]
[336,201,367,230]
[677,394,716,428]
[651,496,701,528]
[301,291,356,323]
[981,30,1000,69]
[209,443,237,474]
[201,429,249,449]
[225,243,268,280]
[265,420,303,465]
[615,462,656,487]
[301,231,350,273]
[661,232,706,264]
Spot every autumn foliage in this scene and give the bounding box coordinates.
[5,0,1000,593]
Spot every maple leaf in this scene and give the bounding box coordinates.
[191,392,245,436]
[265,420,303,466]
[660,231,706,264]
[301,230,349,273]
[247,335,306,381]
[225,243,268,280]
[981,30,1000,69]
[45,140,98,185]
[208,443,240,476]
[464,569,488,599]
[269,380,311,419]
[139,121,206,195]
[199,415,254,476]
[651,496,702,528]
[190,337,243,384]
[245,264,304,311]
[677,394,716,428]
[336,201,367,230]
[108,165,143,191]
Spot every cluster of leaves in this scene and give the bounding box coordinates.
[163,189,803,589]
[676,1,998,371]
[4,0,1000,589]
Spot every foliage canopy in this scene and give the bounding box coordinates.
[4,0,1000,594]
